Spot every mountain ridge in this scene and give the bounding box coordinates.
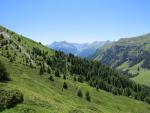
[48,40,111,57]
[90,33,150,87]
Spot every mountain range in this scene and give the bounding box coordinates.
[48,41,111,57]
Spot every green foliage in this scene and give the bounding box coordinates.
[144,97,150,104]
[5,46,8,50]
[73,76,77,81]
[77,89,83,97]
[0,61,9,81]
[141,56,150,69]
[9,56,15,62]
[63,74,66,80]
[0,34,4,39]
[49,75,54,81]
[63,82,68,89]
[85,91,91,102]
[39,63,45,75]
[47,66,51,74]
[0,89,23,111]
[55,70,60,77]
[77,76,84,83]
[17,37,21,42]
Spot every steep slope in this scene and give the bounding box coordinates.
[0,26,150,113]
[1,58,150,113]
[90,33,150,87]
[48,41,110,57]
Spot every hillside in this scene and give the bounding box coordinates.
[90,33,150,87]
[48,41,110,57]
[0,26,150,113]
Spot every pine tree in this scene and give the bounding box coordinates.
[18,37,21,42]
[47,67,51,74]
[39,63,45,75]
[77,89,82,97]
[55,70,60,77]
[137,66,140,71]
[0,34,4,39]
[9,57,14,62]
[73,76,77,82]
[49,75,54,81]
[63,82,68,89]
[0,61,9,81]
[85,91,91,102]
[144,97,150,104]
[63,74,66,80]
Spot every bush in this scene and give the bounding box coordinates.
[73,76,77,81]
[0,34,4,39]
[77,89,82,97]
[0,61,10,81]
[85,91,91,102]
[0,89,24,111]
[63,74,66,80]
[39,63,45,75]
[63,82,68,89]
[49,75,54,81]
[18,37,21,42]
[77,76,84,83]
[9,56,15,63]
[47,67,52,74]
[144,97,150,104]
[55,70,60,77]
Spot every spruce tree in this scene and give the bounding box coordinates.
[63,82,68,89]
[63,74,66,80]
[47,67,51,74]
[77,89,82,97]
[39,65,44,75]
[85,91,91,102]
[0,61,9,81]
[49,75,54,81]
[55,70,60,77]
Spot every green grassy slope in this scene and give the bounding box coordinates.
[132,70,150,87]
[117,61,150,87]
[0,26,150,113]
[1,56,150,113]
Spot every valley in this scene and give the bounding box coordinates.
[1,1,150,113]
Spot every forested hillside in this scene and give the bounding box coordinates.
[90,34,150,87]
[0,26,150,113]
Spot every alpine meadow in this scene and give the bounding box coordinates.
[1,0,150,113]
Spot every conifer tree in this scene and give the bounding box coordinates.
[77,89,82,97]
[85,91,91,102]
[63,82,68,89]
[0,61,9,81]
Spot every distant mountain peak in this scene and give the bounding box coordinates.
[48,41,111,57]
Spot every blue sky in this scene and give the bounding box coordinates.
[1,0,150,44]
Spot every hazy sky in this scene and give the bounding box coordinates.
[1,0,150,44]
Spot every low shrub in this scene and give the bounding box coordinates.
[0,89,24,111]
